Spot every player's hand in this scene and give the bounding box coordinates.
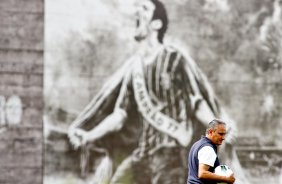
[225,173,235,184]
[75,129,89,146]
[68,127,88,149]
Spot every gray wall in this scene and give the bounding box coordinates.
[0,0,44,184]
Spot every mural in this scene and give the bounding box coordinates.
[44,0,282,183]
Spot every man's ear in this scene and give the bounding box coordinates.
[151,19,162,30]
[208,129,213,135]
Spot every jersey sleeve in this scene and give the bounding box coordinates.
[197,146,217,167]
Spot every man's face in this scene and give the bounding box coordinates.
[209,124,226,145]
[134,0,155,42]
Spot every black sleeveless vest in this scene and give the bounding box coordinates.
[187,136,220,184]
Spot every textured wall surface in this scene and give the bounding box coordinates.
[0,0,44,184]
[44,0,282,184]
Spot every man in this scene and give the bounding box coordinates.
[68,0,246,183]
[187,119,236,184]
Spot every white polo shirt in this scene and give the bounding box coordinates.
[198,146,217,167]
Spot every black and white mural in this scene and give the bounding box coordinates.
[44,0,282,183]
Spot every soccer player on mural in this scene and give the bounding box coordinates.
[68,0,248,183]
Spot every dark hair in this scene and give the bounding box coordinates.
[150,0,168,43]
[206,119,226,134]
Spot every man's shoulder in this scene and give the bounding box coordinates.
[163,45,180,53]
[199,145,215,152]
[192,137,215,150]
[163,45,190,62]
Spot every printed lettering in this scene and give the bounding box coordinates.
[157,117,163,125]
[150,113,156,121]
[142,101,148,108]
[133,60,183,141]
[168,122,178,132]
[136,81,143,90]
[146,107,152,114]
[138,90,145,101]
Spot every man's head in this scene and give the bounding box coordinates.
[206,119,227,145]
[134,0,168,43]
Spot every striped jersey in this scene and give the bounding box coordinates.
[119,46,197,158]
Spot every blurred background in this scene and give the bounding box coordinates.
[43,0,282,183]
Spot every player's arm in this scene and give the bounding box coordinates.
[180,54,216,125]
[198,164,235,183]
[81,69,133,143]
[69,70,132,148]
[69,108,128,149]
[78,108,127,143]
[198,146,236,183]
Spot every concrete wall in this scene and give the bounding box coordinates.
[0,0,44,183]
